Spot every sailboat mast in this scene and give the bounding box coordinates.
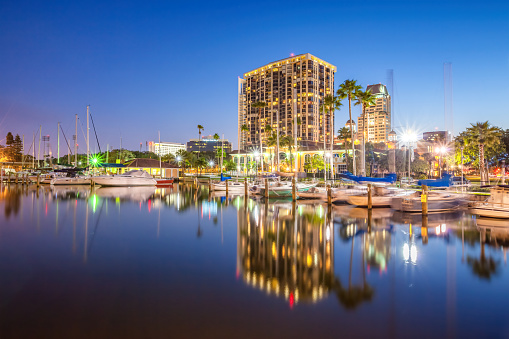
[221,133,224,175]
[158,131,161,178]
[38,125,41,168]
[57,122,60,164]
[75,114,78,167]
[86,105,90,167]
[32,132,35,168]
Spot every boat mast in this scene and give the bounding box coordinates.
[57,122,60,164]
[158,131,162,178]
[221,133,224,176]
[32,132,35,168]
[86,105,90,167]
[75,114,78,167]
[22,135,24,169]
[38,125,41,168]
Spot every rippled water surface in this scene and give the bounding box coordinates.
[1,183,509,339]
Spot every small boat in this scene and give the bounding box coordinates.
[211,181,245,192]
[155,178,174,186]
[470,186,509,218]
[91,170,157,187]
[252,182,317,198]
[51,176,91,185]
[347,186,408,207]
[391,191,465,212]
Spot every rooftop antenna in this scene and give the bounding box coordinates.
[386,69,394,128]
[444,63,453,141]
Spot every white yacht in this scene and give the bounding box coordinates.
[470,186,509,219]
[91,170,157,187]
[210,181,246,192]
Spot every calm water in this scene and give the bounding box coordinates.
[0,183,508,339]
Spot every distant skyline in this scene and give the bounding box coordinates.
[1,0,508,154]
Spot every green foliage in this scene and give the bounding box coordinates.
[304,154,324,177]
[224,159,236,172]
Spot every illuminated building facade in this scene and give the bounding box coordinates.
[148,141,186,156]
[238,53,337,152]
[187,135,232,153]
[357,84,391,143]
[237,203,334,306]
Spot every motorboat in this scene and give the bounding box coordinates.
[251,181,317,198]
[91,170,157,187]
[155,178,174,186]
[347,186,409,207]
[391,191,465,212]
[210,181,246,192]
[51,176,91,185]
[470,186,509,218]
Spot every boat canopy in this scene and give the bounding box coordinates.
[122,170,153,178]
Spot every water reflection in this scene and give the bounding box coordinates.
[237,202,333,307]
[1,183,509,337]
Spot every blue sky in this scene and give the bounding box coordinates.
[0,0,508,153]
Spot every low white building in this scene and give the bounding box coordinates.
[148,141,186,156]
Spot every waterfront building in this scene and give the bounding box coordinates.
[422,130,452,143]
[120,158,180,178]
[238,53,337,154]
[230,146,347,175]
[148,141,186,156]
[187,135,232,153]
[357,84,391,144]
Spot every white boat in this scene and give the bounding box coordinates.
[91,170,157,187]
[211,181,246,192]
[470,186,509,218]
[392,191,465,212]
[252,182,318,198]
[51,176,90,185]
[347,186,409,207]
[347,195,393,207]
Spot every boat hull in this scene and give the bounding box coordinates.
[92,177,157,187]
[347,195,392,207]
[51,177,91,185]
[470,205,509,219]
[392,196,463,212]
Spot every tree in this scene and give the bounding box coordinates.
[461,121,503,184]
[355,89,376,176]
[197,124,204,154]
[224,159,237,173]
[252,101,268,172]
[266,130,277,171]
[280,135,294,171]
[411,158,429,178]
[323,94,343,177]
[161,153,175,163]
[337,80,362,175]
[338,127,351,170]
[304,154,325,178]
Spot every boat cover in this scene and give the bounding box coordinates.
[122,170,153,178]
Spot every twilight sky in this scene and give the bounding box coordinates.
[0,0,508,153]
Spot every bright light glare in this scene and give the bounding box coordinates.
[403,243,410,261]
[401,130,418,143]
[176,156,182,161]
[253,151,260,157]
[209,161,214,166]
[326,226,330,241]
[410,245,417,263]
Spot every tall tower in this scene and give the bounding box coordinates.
[357,84,392,144]
[444,63,453,141]
[238,53,336,151]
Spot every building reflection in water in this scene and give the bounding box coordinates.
[237,202,333,308]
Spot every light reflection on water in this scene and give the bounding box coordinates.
[0,183,508,338]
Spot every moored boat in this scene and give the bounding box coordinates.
[91,170,157,187]
[392,191,465,212]
[470,186,509,218]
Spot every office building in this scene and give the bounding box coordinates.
[187,135,232,153]
[422,130,452,143]
[148,141,186,156]
[238,53,337,152]
[357,84,391,143]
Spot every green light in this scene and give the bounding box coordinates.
[89,153,104,168]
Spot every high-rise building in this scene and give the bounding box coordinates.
[357,84,391,144]
[238,53,336,152]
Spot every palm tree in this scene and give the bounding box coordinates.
[323,94,343,178]
[213,133,220,172]
[252,101,268,172]
[240,124,250,173]
[354,89,376,176]
[467,230,499,280]
[338,127,351,170]
[464,121,502,185]
[337,80,362,175]
[280,135,294,171]
[265,126,275,170]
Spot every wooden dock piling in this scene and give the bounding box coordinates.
[327,185,332,205]
[367,184,373,210]
[244,179,248,196]
[264,178,269,199]
[422,185,428,215]
[292,177,296,202]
